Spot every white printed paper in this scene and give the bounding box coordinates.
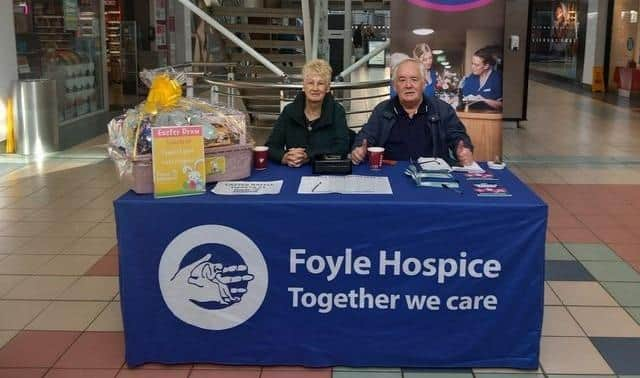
[416,157,452,172]
[212,180,283,195]
[451,161,485,173]
[298,175,392,195]
[416,157,485,173]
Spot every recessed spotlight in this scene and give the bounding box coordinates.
[412,28,434,36]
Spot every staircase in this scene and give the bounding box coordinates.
[210,5,305,139]
[213,6,304,74]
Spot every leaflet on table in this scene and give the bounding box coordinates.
[298,175,393,194]
[416,181,460,189]
[451,161,485,173]
[473,183,512,197]
[405,166,452,179]
[404,168,459,188]
[416,157,485,173]
[464,172,498,180]
[416,157,452,172]
[212,180,283,195]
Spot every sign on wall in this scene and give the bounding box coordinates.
[407,0,494,12]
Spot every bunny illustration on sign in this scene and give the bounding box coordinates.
[183,159,205,191]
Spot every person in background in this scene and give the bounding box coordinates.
[390,52,410,69]
[461,48,503,111]
[551,2,571,57]
[362,24,375,53]
[413,43,439,97]
[351,58,474,165]
[353,24,363,49]
[266,59,350,167]
[389,52,410,98]
[553,2,569,35]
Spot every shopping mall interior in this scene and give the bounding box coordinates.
[0,0,639,377]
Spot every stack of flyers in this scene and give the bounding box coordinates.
[464,172,498,181]
[473,183,512,197]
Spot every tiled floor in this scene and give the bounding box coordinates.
[0,77,639,377]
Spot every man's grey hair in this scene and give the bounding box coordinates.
[390,52,410,70]
[391,58,426,82]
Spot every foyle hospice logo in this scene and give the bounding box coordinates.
[407,0,493,12]
[159,225,268,330]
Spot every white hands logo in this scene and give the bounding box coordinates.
[159,225,268,330]
[170,254,255,305]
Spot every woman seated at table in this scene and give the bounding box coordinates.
[461,48,503,111]
[266,59,350,167]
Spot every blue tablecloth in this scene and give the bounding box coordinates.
[114,162,547,368]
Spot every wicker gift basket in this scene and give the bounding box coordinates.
[108,68,253,194]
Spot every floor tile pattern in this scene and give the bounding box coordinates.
[0,78,639,376]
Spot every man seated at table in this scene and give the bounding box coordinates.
[351,58,475,166]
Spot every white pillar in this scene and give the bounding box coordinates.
[343,0,353,76]
[0,1,18,142]
[302,0,313,61]
[312,0,320,59]
[172,0,192,64]
[318,0,330,61]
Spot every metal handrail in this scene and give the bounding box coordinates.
[191,89,282,101]
[160,63,393,138]
[334,93,390,102]
[338,40,391,80]
[175,0,287,79]
[203,78,390,90]
[171,62,238,69]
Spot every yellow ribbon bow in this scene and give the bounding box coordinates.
[143,74,182,115]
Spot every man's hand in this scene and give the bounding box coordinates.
[351,139,368,165]
[282,148,308,167]
[456,140,475,166]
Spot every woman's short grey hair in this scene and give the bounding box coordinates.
[302,59,332,84]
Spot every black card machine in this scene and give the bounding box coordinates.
[312,154,352,174]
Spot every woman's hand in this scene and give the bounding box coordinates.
[481,97,503,111]
[282,148,309,167]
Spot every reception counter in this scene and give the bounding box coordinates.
[457,111,503,162]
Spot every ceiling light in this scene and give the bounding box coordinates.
[432,49,444,55]
[412,28,434,36]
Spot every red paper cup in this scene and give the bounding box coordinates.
[253,146,269,170]
[367,147,384,170]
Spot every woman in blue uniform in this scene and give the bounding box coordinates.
[461,49,503,111]
[413,43,439,97]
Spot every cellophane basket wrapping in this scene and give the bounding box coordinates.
[108,68,253,193]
